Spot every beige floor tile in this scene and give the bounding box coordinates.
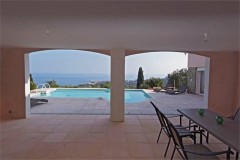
[149,143,170,158]
[125,115,138,120]
[106,133,127,143]
[71,125,91,132]
[94,119,111,125]
[24,142,58,159]
[138,115,154,120]
[107,124,126,133]
[77,119,95,125]
[36,124,58,133]
[42,133,67,142]
[158,132,171,143]
[21,124,44,132]
[126,125,144,132]
[64,132,87,142]
[62,119,83,125]
[83,133,107,143]
[64,132,106,143]
[48,143,79,159]
[127,143,155,158]
[51,114,70,120]
[54,124,75,132]
[145,133,159,143]
[102,143,130,158]
[80,115,98,120]
[67,115,88,120]
[75,143,105,158]
[1,142,35,159]
[142,125,159,133]
[18,132,49,143]
[140,119,157,126]
[125,120,141,125]
[90,126,108,133]
[126,133,148,142]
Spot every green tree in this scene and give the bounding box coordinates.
[46,80,60,88]
[30,74,37,90]
[167,68,187,88]
[101,81,111,89]
[144,77,163,88]
[136,67,144,89]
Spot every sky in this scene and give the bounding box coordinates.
[30,50,187,80]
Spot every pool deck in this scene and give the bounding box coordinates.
[31,90,204,115]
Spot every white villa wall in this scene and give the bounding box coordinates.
[188,54,206,68]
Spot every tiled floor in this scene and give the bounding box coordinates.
[0,114,232,160]
[31,92,204,114]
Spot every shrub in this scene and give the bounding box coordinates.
[144,77,163,88]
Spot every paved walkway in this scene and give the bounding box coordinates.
[31,92,204,115]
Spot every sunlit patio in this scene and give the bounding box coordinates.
[31,92,204,115]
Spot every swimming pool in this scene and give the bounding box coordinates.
[33,89,151,103]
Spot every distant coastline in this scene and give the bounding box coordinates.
[32,73,138,86]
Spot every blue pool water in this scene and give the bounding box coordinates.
[34,89,151,103]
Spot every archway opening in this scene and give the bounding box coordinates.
[26,49,111,115]
[124,51,209,115]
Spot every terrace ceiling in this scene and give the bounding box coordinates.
[1,0,239,52]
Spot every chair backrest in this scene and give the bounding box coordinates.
[178,86,187,93]
[167,121,187,159]
[233,107,240,123]
[150,102,170,136]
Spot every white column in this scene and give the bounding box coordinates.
[24,54,31,118]
[110,48,125,122]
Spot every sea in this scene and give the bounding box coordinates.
[32,73,111,86]
[32,73,137,86]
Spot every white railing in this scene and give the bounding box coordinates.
[35,83,51,93]
[44,83,51,88]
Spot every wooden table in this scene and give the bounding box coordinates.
[177,109,240,154]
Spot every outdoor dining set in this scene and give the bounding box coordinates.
[150,102,240,160]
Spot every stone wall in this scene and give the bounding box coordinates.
[187,67,197,94]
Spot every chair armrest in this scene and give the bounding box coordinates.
[165,114,183,125]
[184,149,233,157]
[178,130,202,134]
[175,124,198,129]
[165,114,183,118]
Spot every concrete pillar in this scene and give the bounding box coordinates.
[110,48,125,122]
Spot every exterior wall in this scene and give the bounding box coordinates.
[238,52,240,109]
[187,67,197,94]
[195,70,201,94]
[1,48,27,119]
[188,54,206,68]
[0,51,2,119]
[194,52,239,116]
[187,54,207,95]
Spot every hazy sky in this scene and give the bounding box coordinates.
[30,50,187,79]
